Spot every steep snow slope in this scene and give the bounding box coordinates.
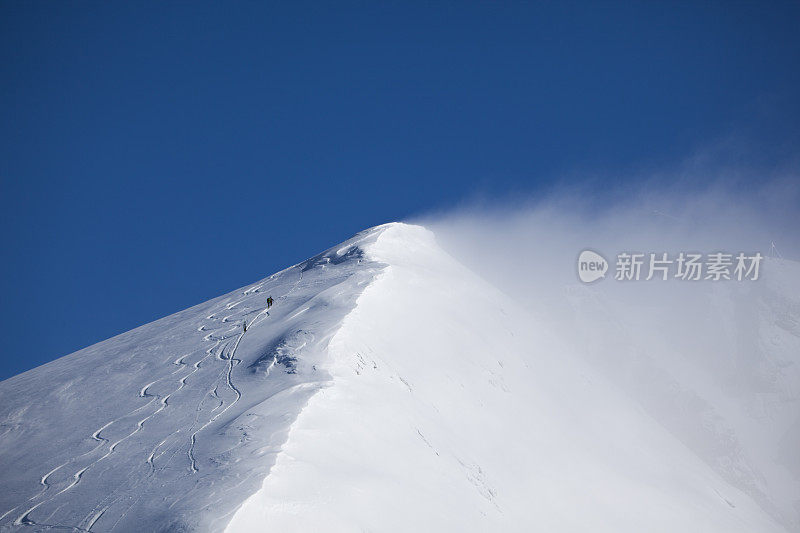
[227,224,786,532]
[557,258,800,531]
[428,209,800,531]
[0,226,388,532]
[1,223,792,532]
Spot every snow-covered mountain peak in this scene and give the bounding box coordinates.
[0,225,391,532]
[1,223,796,533]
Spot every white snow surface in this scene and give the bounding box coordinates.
[0,227,384,532]
[1,222,797,532]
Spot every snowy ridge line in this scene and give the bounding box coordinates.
[225,224,798,533]
[0,225,390,531]
[125,265,315,527]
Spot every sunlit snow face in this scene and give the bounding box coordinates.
[414,180,800,532]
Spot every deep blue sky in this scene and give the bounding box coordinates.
[1,2,799,379]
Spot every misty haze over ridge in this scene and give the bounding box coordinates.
[419,178,800,530]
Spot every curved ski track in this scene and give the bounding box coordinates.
[3,266,305,531]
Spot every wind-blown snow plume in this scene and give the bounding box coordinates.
[418,179,800,530]
[1,182,797,532]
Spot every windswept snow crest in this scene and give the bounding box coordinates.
[0,225,389,532]
[1,223,795,532]
[227,223,790,533]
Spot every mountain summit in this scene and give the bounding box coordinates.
[0,223,794,532]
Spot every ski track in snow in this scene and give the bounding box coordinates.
[1,229,380,532]
[3,225,796,533]
[107,270,304,529]
[4,268,298,531]
[186,268,302,475]
[116,268,304,530]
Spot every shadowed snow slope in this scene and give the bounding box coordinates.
[0,226,387,532]
[226,223,788,533]
[0,223,794,532]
